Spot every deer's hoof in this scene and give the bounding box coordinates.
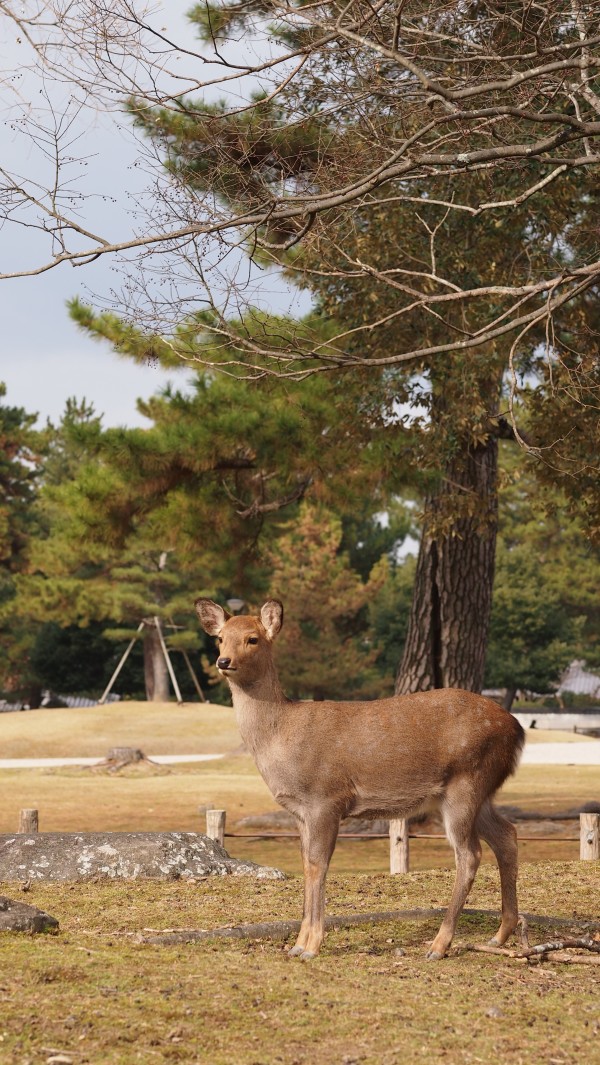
[288,944,307,957]
[288,945,317,960]
[425,949,444,961]
[487,936,500,946]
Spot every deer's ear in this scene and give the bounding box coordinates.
[195,599,231,635]
[260,600,284,641]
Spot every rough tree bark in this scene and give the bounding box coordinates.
[143,622,170,702]
[395,433,499,695]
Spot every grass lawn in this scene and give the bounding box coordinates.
[0,702,239,758]
[0,863,598,1065]
[524,728,598,743]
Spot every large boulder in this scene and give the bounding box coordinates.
[0,832,284,881]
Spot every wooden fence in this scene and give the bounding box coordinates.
[17,808,599,871]
[203,809,600,872]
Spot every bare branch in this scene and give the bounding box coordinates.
[1,0,600,411]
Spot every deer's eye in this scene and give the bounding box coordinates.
[248,636,259,645]
[217,636,222,644]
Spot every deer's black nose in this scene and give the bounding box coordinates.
[217,656,232,670]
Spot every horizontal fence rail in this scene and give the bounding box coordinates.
[203,809,599,874]
[222,832,581,842]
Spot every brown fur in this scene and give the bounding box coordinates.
[195,598,525,960]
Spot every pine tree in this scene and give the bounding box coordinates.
[0,383,44,700]
[0,383,39,569]
[123,4,600,694]
[484,446,600,708]
[266,503,385,699]
[14,351,394,700]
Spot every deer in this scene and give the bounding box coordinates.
[195,597,525,961]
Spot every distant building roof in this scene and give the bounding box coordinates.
[557,660,600,698]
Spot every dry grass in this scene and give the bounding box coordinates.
[0,701,239,758]
[498,763,600,813]
[0,864,598,1065]
[523,728,597,743]
[0,756,277,834]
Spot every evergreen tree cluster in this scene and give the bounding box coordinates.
[1,365,597,708]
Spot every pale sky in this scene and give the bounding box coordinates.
[1,270,183,429]
[0,3,306,428]
[0,129,182,427]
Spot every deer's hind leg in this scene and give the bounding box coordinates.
[289,808,339,960]
[476,799,519,946]
[426,781,482,960]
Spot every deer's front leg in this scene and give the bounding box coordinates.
[289,809,339,960]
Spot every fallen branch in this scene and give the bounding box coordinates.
[88,747,170,774]
[470,944,524,959]
[137,907,600,946]
[470,928,600,965]
[524,936,600,957]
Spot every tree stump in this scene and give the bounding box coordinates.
[90,748,165,773]
[107,747,144,763]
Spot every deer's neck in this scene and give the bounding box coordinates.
[227,666,288,755]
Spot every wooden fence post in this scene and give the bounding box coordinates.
[580,813,600,860]
[206,809,226,847]
[19,809,39,833]
[389,818,409,874]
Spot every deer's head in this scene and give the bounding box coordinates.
[195,599,283,683]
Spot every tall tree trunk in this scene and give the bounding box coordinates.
[502,686,518,712]
[143,623,170,702]
[395,433,499,695]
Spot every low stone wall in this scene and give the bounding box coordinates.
[0,832,284,882]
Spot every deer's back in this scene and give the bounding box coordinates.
[283,687,521,750]
[261,688,524,819]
